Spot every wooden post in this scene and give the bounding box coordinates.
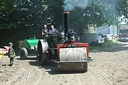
[0,52,4,67]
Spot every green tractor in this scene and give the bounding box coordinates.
[19,38,39,59]
[37,12,89,72]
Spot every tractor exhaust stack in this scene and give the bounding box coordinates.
[64,12,69,36]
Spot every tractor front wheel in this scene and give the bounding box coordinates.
[20,48,28,60]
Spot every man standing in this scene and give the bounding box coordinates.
[42,25,48,38]
[49,25,58,35]
[8,43,15,66]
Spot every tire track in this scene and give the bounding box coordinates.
[16,60,45,85]
[3,56,114,85]
[87,68,113,85]
[5,58,45,85]
[4,62,30,85]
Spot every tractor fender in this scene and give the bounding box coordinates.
[37,39,48,53]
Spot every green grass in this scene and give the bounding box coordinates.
[89,44,106,51]
[89,40,124,51]
[105,40,124,44]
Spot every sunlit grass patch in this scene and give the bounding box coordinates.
[89,40,124,51]
[105,40,124,44]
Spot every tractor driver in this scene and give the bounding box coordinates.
[49,25,58,35]
[42,25,48,38]
[48,25,58,47]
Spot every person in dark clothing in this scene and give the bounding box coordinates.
[8,43,15,66]
[42,25,48,38]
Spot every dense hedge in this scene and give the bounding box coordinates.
[0,28,42,52]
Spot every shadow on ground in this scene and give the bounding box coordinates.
[29,60,87,75]
[15,55,37,60]
[29,60,61,74]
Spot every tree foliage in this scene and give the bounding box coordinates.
[0,0,127,34]
[0,0,63,29]
[69,0,122,35]
[117,0,128,18]
[0,0,17,29]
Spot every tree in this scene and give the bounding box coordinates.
[0,0,17,29]
[117,0,128,18]
[0,0,63,30]
[13,0,51,29]
[44,0,63,28]
[66,0,124,35]
[0,0,127,32]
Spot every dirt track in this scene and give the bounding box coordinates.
[0,42,128,85]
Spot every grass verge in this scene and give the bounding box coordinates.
[89,40,124,51]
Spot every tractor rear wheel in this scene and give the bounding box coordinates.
[20,48,28,60]
[37,52,47,65]
[37,40,48,65]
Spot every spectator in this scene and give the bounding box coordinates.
[42,25,48,38]
[49,25,58,35]
[8,43,15,66]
